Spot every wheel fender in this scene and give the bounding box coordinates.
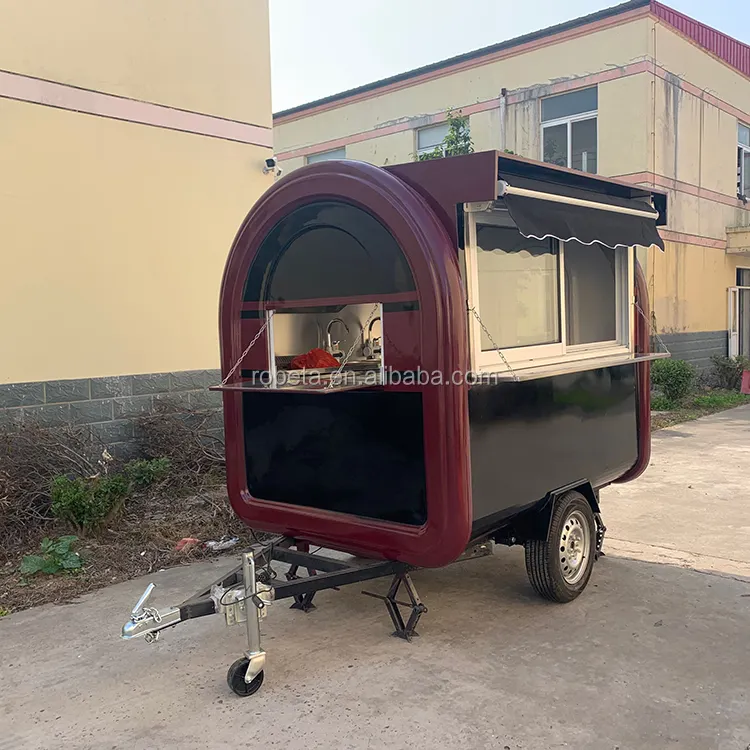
[513,480,599,542]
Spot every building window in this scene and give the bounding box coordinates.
[464,207,632,373]
[416,122,450,158]
[541,87,598,174]
[306,147,346,164]
[738,123,750,198]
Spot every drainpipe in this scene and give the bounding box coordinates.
[499,87,508,152]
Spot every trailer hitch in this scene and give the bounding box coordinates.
[121,583,182,643]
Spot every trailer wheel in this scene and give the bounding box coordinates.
[227,658,265,697]
[525,491,595,603]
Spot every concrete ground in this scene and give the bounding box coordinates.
[1,409,749,750]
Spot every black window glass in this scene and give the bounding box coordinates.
[565,241,616,345]
[244,201,416,302]
[541,87,598,122]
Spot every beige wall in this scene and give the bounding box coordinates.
[653,78,739,204]
[650,242,724,333]
[0,99,273,384]
[469,108,503,154]
[0,0,272,385]
[346,130,415,166]
[0,0,272,126]
[598,74,652,176]
[650,242,750,334]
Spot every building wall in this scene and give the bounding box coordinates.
[637,25,750,358]
[0,0,272,126]
[275,16,653,162]
[0,0,273,388]
[0,0,273,449]
[0,370,224,460]
[273,11,750,368]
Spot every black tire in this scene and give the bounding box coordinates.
[524,491,596,603]
[227,658,265,697]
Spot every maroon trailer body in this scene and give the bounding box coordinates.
[218,151,663,568]
[123,151,667,696]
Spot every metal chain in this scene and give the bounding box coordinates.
[635,301,670,356]
[469,306,519,382]
[327,304,380,389]
[221,316,270,385]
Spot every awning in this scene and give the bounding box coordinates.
[498,176,665,251]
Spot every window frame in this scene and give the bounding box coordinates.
[306,147,346,164]
[462,204,634,376]
[541,109,599,173]
[738,123,750,199]
[415,122,450,158]
[540,88,598,173]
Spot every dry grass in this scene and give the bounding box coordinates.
[0,482,254,613]
[0,423,107,544]
[0,403,246,615]
[135,403,225,488]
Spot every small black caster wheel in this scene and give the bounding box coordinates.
[227,658,264,697]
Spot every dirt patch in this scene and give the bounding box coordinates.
[0,481,255,614]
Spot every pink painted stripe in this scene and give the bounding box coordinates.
[616,171,747,209]
[0,69,273,148]
[274,6,651,125]
[278,58,750,167]
[651,63,750,125]
[505,59,653,104]
[278,60,654,161]
[659,229,727,249]
[281,121,418,162]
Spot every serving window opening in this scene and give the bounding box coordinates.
[463,202,634,378]
[235,200,419,394]
[266,302,385,391]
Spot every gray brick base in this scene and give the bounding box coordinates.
[0,370,224,458]
[654,330,728,372]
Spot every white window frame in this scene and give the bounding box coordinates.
[738,123,750,198]
[306,147,346,164]
[541,110,599,172]
[462,205,634,376]
[415,122,450,158]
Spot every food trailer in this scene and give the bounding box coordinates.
[122,151,667,696]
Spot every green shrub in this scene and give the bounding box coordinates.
[124,457,171,488]
[50,474,130,531]
[650,394,674,411]
[709,355,750,391]
[19,535,82,576]
[651,358,696,404]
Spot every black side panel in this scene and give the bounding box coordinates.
[242,391,427,525]
[469,364,637,535]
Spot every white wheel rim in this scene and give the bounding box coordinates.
[558,509,591,585]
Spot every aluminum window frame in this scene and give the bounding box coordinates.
[415,122,451,158]
[463,205,634,376]
[738,123,750,198]
[541,110,599,173]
